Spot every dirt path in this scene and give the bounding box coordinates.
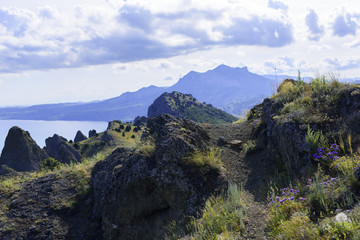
[204,122,269,240]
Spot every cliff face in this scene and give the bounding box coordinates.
[92,114,227,239]
[0,126,49,173]
[148,91,238,124]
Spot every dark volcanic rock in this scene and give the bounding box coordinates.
[133,116,148,126]
[44,134,82,164]
[92,114,227,240]
[74,130,87,142]
[89,129,98,138]
[0,126,49,173]
[148,93,182,118]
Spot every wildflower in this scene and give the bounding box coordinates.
[300,197,307,201]
[290,196,294,201]
[331,178,337,181]
[346,210,351,213]
[335,209,342,212]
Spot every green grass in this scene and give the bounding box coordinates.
[187,148,223,172]
[186,184,246,240]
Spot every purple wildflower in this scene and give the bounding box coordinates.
[336,209,342,212]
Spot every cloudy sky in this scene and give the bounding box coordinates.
[0,0,359,106]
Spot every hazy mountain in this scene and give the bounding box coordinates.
[0,65,275,121]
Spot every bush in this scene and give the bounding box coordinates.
[40,157,61,171]
[125,125,131,132]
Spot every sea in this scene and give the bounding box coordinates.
[0,120,108,152]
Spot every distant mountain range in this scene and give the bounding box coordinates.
[0,65,276,122]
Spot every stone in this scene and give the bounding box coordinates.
[74,130,87,142]
[228,140,243,148]
[88,129,98,138]
[44,134,82,164]
[0,126,49,173]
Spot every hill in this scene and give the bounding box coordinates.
[2,76,360,239]
[147,91,238,124]
[0,65,273,121]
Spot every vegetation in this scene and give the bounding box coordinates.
[168,184,246,240]
[186,148,223,173]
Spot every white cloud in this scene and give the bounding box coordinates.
[0,2,294,73]
[306,9,324,41]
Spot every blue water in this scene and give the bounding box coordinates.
[0,120,107,152]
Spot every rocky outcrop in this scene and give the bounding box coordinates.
[44,134,82,164]
[260,98,311,174]
[148,91,238,124]
[148,92,182,118]
[0,126,49,173]
[74,130,87,142]
[107,120,122,130]
[92,114,227,240]
[133,116,148,126]
[89,129,98,138]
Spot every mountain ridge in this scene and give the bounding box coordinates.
[0,65,275,121]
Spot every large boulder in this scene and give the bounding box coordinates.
[0,126,49,173]
[92,114,227,240]
[44,134,82,164]
[74,130,87,142]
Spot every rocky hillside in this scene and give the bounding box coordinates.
[2,77,360,239]
[148,91,238,124]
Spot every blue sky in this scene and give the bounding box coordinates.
[0,0,360,106]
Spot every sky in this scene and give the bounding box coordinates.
[0,0,360,106]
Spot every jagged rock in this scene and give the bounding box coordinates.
[133,116,148,126]
[74,130,87,142]
[44,134,82,164]
[0,126,49,173]
[107,120,122,130]
[89,129,98,138]
[92,114,227,240]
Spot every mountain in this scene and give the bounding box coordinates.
[148,91,238,124]
[0,65,274,122]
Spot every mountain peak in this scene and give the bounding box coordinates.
[212,64,248,73]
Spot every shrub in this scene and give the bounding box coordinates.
[125,125,131,132]
[40,157,61,171]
